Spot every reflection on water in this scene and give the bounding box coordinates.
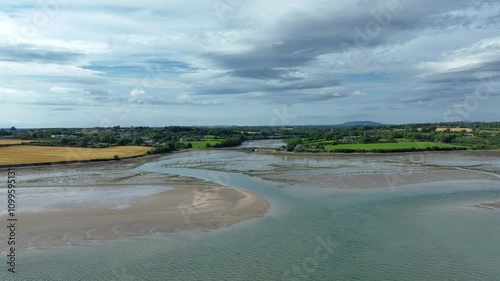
[5,151,500,281]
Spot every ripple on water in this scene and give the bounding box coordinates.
[4,153,500,281]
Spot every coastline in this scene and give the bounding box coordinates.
[0,154,270,251]
[3,149,499,251]
[2,147,500,169]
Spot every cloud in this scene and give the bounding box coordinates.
[403,36,500,106]
[128,88,146,103]
[417,37,500,75]
[0,87,39,103]
[352,90,367,96]
[49,86,84,94]
[130,88,145,97]
[50,108,74,111]
[175,94,218,105]
[0,61,102,77]
[1,0,499,126]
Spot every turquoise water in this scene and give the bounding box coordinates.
[4,152,500,280]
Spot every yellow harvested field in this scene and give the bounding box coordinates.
[436,127,473,133]
[0,146,152,165]
[0,139,34,144]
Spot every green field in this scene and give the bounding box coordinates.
[480,129,500,133]
[325,142,465,151]
[394,138,412,142]
[182,139,224,148]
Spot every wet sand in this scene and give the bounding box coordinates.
[0,184,268,251]
[245,150,500,189]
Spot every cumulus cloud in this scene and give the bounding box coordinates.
[128,88,146,103]
[130,89,145,97]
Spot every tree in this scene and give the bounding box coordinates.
[116,138,130,146]
[133,137,144,145]
[286,138,302,151]
[78,137,90,147]
[10,126,16,131]
[60,138,70,146]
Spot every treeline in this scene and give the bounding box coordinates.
[3,121,500,153]
[7,125,245,155]
[211,136,244,148]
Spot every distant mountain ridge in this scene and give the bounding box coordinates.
[336,121,383,127]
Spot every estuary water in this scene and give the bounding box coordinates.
[4,151,500,281]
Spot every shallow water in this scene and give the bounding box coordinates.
[3,151,500,281]
[239,139,286,148]
[0,185,172,214]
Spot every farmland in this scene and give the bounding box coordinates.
[183,139,224,148]
[1,121,499,157]
[179,135,226,148]
[0,146,152,166]
[0,139,33,145]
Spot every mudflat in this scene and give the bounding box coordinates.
[0,155,269,251]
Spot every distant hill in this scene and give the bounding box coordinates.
[336,121,383,127]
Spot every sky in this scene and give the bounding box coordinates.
[1,0,499,128]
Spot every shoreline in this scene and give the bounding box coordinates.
[2,147,500,169]
[256,148,500,158]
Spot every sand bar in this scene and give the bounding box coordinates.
[0,184,268,251]
[474,202,500,210]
